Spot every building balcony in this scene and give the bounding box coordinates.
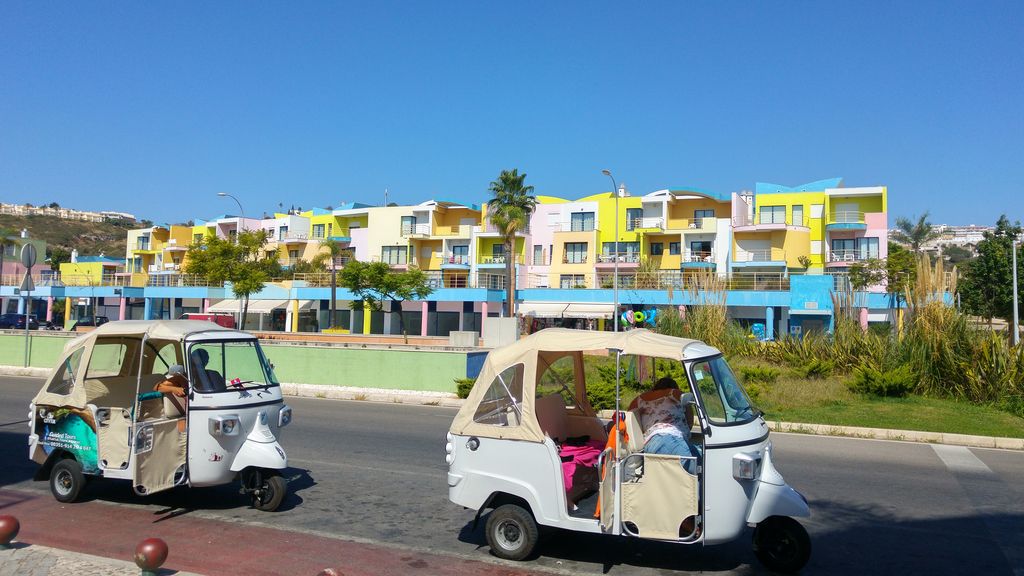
[732,249,787,268]
[825,249,873,267]
[732,215,808,232]
[440,255,471,269]
[561,255,589,265]
[594,253,641,268]
[432,224,475,238]
[279,232,309,244]
[478,255,524,268]
[665,217,718,233]
[680,251,716,269]
[400,223,431,237]
[826,211,867,230]
[626,217,664,232]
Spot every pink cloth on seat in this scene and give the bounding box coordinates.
[559,440,605,492]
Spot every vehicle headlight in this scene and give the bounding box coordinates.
[279,405,293,427]
[209,415,241,437]
[732,452,759,480]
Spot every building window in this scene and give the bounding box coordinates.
[693,209,714,227]
[328,223,333,237]
[760,206,786,225]
[312,224,326,238]
[570,212,595,232]
[278,226,288,241]
[831,238,856,261]
[533,244,544,265]
[602,242,639,256]
[858,237,879,259]
[650,242,664,256]
[564,242,588,264]
[792,205,804,227]
[560,274,586,289]
[400,216,416,235]
[381,246,408,265]
[669,242,680,255]
[626,208,643,231]
[690,240,712,261]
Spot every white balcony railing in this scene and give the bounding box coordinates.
[829,211,865,224]
[734,249,783,263]
[627,217,663,230]
[829,249,866,263]
[401,222,431,236]
[685,251,714,263]
[597,253,641,264]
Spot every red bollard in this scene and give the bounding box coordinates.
[134,537,168,576]
[0,515,19,550]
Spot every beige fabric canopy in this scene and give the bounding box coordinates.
[33,320,245,410]
[450,328,716,443]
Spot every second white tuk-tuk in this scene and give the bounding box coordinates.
[446,328,811,573]
[28,320,293,511]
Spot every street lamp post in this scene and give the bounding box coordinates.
[1013,236,1020,346]
[217,192,245,244]
[602,170,621,332]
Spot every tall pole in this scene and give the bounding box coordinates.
[602,170,620,332]
[1013,237,1019,346]
[217,192,245,244]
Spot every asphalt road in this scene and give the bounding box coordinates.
[2,375,1023,575]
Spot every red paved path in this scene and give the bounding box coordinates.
[0,489,541,576]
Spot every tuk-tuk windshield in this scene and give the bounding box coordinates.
[188,340,279,393]
[690,356,758,425]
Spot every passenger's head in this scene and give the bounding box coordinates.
[192,348,210,367]
[652,376,679,391]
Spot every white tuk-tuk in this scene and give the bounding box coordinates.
[28,320,293,511]
[446,329,811,573]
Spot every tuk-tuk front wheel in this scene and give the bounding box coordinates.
[252,472,287,512]
[753,516,811,574]
[485,504,539,561]
[50,459,85,503]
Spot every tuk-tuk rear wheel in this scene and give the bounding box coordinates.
[485,504,538,561]
[50,459,85,503]
[753,516,811,574]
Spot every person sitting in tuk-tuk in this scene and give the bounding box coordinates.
[190,348,227,392]
[629,376,700,474]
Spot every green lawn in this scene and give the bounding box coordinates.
[765,395,1024,439]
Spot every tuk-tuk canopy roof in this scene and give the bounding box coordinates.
[37,320,253,410]
[450,328,718,443]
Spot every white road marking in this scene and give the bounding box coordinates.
[932,444,993,474]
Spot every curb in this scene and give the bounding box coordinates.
[281,382,464,408]
[767,420,1024,451]
[3,365,1020,450]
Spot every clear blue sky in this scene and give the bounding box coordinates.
[2,2,1021,225]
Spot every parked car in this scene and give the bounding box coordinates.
[179,313,236,329]
[0,313,40,330]
[70,316,110,330]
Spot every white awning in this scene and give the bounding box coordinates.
[206,299,288,314]
[519,302,614,320]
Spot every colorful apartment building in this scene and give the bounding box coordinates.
[2,177,899,338]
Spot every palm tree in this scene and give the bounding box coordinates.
[0,227,21,286]
[319,238,346,329]
[891,212,941,253]
[487,169,537,317]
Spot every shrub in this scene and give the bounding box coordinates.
[797,359,834,380]
[455,378,475,399]
[740,366,780,385]
[586,378,618,411]
[848,365,916,397]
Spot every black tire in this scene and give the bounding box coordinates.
[753,516,811,574]
[50,458,85,503]
[485,504,539,561]
[252,472,287,511]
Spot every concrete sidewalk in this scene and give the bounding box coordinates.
[0,541,202,576]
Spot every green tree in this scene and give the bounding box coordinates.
[487,169,537,316]
[184,230,278,330]
[891,212,941,253]
[0,227,21,281]
[319,239,346,329]
[339,260,434,343]
[959,215,1023,324]
[47,247,72,271]
[886,243,918,308]
[941,244,974,265]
